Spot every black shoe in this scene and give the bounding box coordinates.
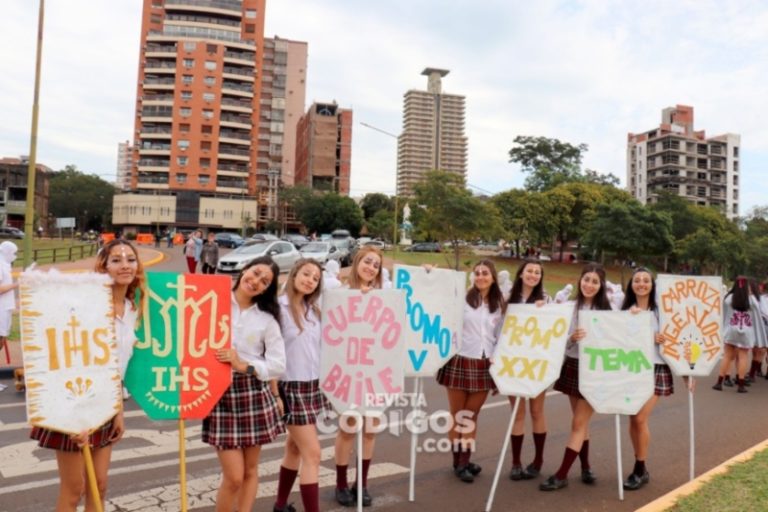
[712,382,723,391]
[509,465,523,481]
[539,475,568,491]
[521,463,541,480]
[738,386,748,393]
[467,462,482,476]
[724,377,734,387]
[454,465,475,483]
[335,487,354,507]
[351,487,372,507]
[623,471,650,490]
[744,377,752,386]
[273,504,297,512]
[581,468,597,484]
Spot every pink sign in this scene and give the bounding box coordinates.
[320,289,406,415]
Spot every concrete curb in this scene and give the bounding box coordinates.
[0,248,166,379]
[635,438,768,511]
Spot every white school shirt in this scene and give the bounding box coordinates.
[231,294,286,380]
[458,300,504,359]
[115,299,138,378]
[0,262,14,311]
[279,294,321,381]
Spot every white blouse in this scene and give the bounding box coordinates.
[279,294,322,381]
[458,300,504,359]
[115,298,138,378]
[232,294,286,380]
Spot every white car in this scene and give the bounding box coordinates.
[300,241,344,265]
[216,240,300,274]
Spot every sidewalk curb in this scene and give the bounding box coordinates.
[0,249,166,379]
[635,438,768,511]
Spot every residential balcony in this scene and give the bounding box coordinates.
[165,0,242,16]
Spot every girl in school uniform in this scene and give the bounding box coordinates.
[507,259,549,481]
[437,259,506,484]
[334,246,384,507]
[540,263,611,491]
[273,258,328,512]
[203,256,286,512]
[712,276,767,393]
[620,267,673,490]
[30,239,145,511]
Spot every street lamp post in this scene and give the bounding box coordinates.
[359,122,399,259]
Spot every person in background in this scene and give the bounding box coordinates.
[200,232,220,275]
[0,242,19,388]
[185,232,198,273]
[322,259,342,291]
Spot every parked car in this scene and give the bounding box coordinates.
[217,240,300,274]
[404,242,441,253]
[281,233,310,249]
[214,232,245,248]
[331,229,352,240]
[0,227,24,239]
[330,238,355,266]
[299,241,344,265]
[250,233,279,242]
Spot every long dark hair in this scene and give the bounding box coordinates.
[509,259,545,304]
[725,276,751,312]
[466,259,506,314]
[233,256,281,323]
[621,267,657,312]
[95,239,146,318]
[575,263,611,311]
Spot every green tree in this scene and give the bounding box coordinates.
[413,171,502,269]
[49,165,115,230]
[359,193,393,220]
[293,192,364,236]
[490,188,542,257]
[365,209,394,240]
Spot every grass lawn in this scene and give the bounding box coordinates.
[667,448,768,511]
[386,249,628,298]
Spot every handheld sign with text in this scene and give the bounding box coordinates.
[20,271,121,434]
[579,311,654,415]
[491,304,572,397]
[394,264,464,376]
[125,272,232,420]
[656,274,723,377]
[320,288,406,415]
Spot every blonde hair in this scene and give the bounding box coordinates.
[284,258,323,332]
[347,246,383,290]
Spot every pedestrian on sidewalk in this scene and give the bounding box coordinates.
[0,242,20,373]
[29,239,145,511]
[200,232,219,274]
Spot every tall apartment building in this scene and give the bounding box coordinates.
[116,140,132,190]
[256,36,307,224]
[396,68,467,197]
[0,156,51,230]
[294,102,353,195]
[627,105,741,219]
[116,0,266,232]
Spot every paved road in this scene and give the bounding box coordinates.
[1,247,767,511]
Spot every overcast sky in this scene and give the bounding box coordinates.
[2,0,767,213]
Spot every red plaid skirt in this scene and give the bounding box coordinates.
[279,379,330,426]
[436,354,496,393]
[202,373,285,449]
[554,356,583,399]
[30,417,115,453]
[654,364,674,396]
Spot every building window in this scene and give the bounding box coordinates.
[245,9,257,18]
[697,187,706,197]
[150,14,162,24]
[734,146,739,158]
[184,41,197,52]
[200,157,211,168]
[734,175,739,186]
[183,59,194,68]
[201,141,211,151]
[202,125,213,134]
[203,92,215,102]
[245,24,255,34]
[177,139,190,150]
[177,173,187,184]
[206,43,217,53]
[182,75,193,84]
[203,109,214,120]
[204,60,216,71]
[177,156,188,166]
[204,76,215,86]
[179,107,191,117]
[179,123,190,132]
[180,91,192,100]
[199,175,210,185]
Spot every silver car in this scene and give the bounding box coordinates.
[216,240,300,274]
[300,241,344,265]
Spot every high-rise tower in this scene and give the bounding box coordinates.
[396,68,467,196]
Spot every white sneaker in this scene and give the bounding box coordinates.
[122,387,131,400]
[0,383,7,392]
